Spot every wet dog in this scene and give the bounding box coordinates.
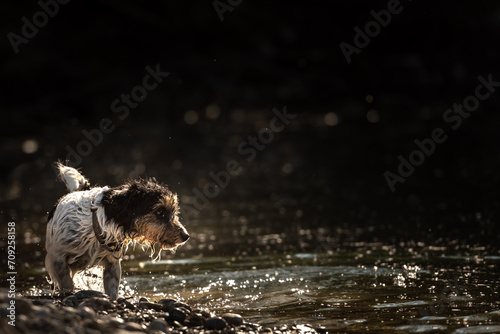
[45,163,189,299]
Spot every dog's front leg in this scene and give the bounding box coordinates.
[45,252,74,295]
[102,255,121,300]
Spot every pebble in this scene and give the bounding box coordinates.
[137,301,163,311]
[206,317,228,330]
[4,291,317,333]
[79,297,114,311]
[169,307,187,323]
[173,302,192,312]
[188,312,206,327]
[159,298,176,307]
[149,319,168,332]
[222,313,244,327]
[74,290,107,300]
[124,321,145,331]
[15,298,34,315]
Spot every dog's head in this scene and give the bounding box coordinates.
[101,178,189,251]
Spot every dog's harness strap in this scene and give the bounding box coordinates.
[91,208,123,259]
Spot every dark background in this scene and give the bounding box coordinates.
[1,0,499,260]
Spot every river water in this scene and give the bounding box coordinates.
[15,214,500,333]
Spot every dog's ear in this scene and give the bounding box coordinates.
[101,186,136,234]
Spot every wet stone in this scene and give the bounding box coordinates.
[169,307,187,324]
[83,318,103,331]
[260,328,273,334]
[124,300,136,310]
[116,330,144,334]
[63,295,78,307]
[139,297,149,303]
[33,305,49,318]
[149,318,168,332]
[15,298,33,315]
[201,310,212,318]
[138,302,163,311]
[222,313,244,327]
[188,312,206,327]
[171,320,184,329]
[159,298,176,307]
[74,290,107,300]
[206,317,228,330]
[173,302,192,312]
[124,321,145,331]
[79,297,114,312]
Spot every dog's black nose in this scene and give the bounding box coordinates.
[180,231,190,242]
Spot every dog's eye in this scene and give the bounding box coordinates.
[156,211,164,218]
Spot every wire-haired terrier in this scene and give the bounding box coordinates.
[45,163,189,299]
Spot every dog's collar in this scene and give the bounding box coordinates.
[91,208,123,259]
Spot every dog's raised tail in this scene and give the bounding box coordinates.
[56,163,90,192]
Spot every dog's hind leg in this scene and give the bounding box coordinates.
[102,255,121,300]
[45,253,74,295]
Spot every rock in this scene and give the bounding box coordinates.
[137,302,163,311]
[139,297,149,303]
[32,305,49,318]
[149,319,168,332]
[83,318,103,331]
[171,320,184,329]
[62,305,80,317]
[159,298,176,307]
[74,290,106,300]
[79,297,114,312]
[222,313,244,327]
[169,307,187,323]
[173,302,192,312]
[124,300,136,310]
[315,325,327,334]
[116,297,136,310]
[124,321,145,332]
[260,328,273,334]
[62,295,78,307]
[188,312,206,327]
[201,310,212,318]
[108,316,125,328]
[205,317,228,330]
[114,330,144,334]
[78,305,95,319]
[14,298,33,315]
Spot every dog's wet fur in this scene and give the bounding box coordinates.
[45,163,189,299]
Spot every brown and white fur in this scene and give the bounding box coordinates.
[45,163,189,299]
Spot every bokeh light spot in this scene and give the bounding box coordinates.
[22,139,38,154]
[324,112,339,126]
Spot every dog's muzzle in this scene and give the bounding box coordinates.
[180,231,190,242]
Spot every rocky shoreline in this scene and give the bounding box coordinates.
[0,290,325,334]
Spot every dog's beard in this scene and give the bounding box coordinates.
[127,214,185,261]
